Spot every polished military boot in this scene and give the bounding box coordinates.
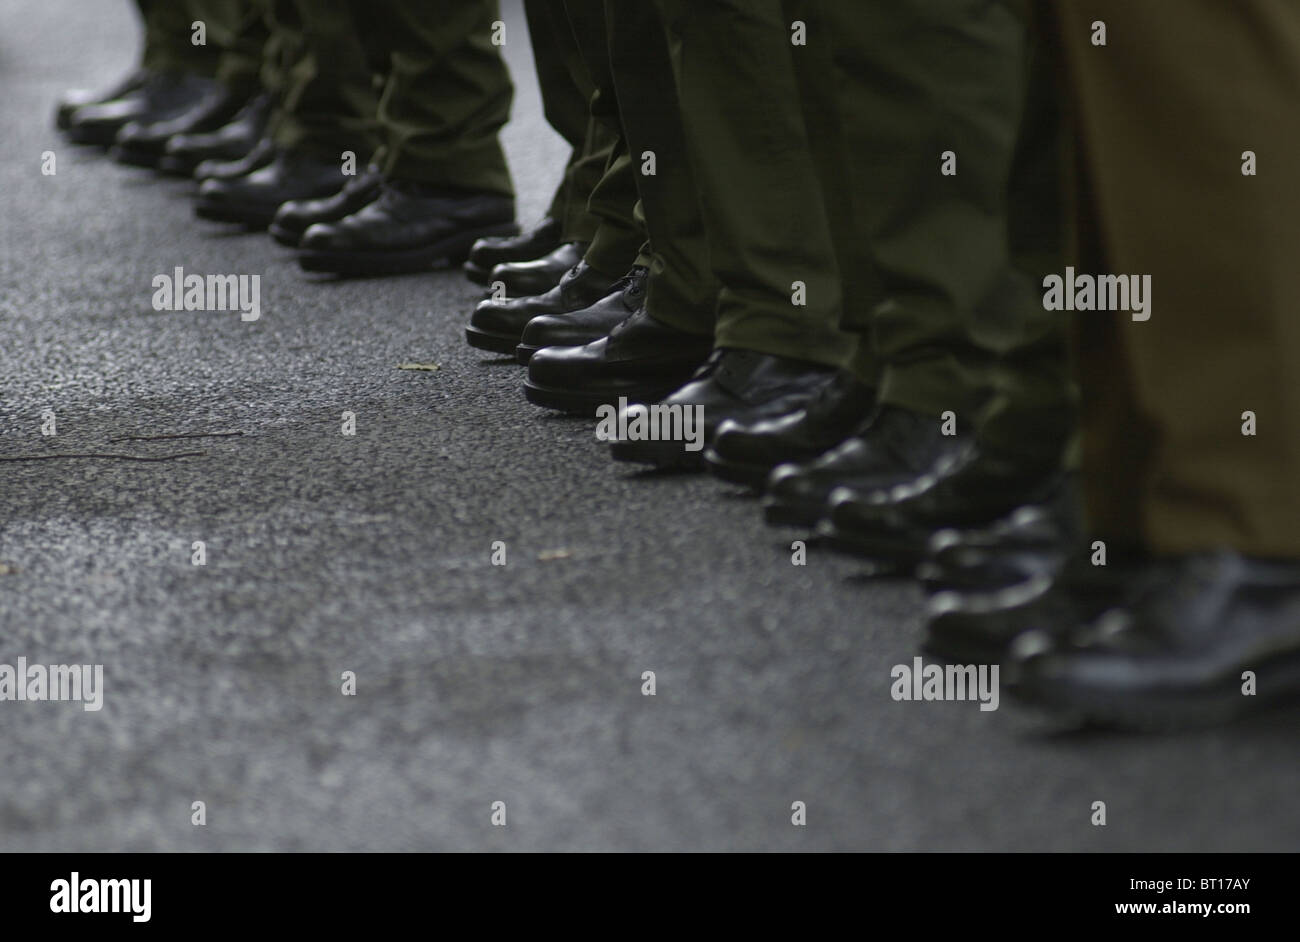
[297,180,517,275]
[111,85,251,169]
[195,151,345,229]
[269,168,383,247]
[763,405,968,529]
[524,309,713,415]
[55,68,147,131]
[466,262,634,356]
[515,268,648,364]
[704,372,876,488]
[484,242,587,298]
[64,72,218,147]
[1009,549,1300,729]
[463,217,563,285]
[159,94,271,177]
[609,351,838,471]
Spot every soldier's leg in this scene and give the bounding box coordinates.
[763,0,1071,542]
[525,0,591,237]
[1057,0,1300,558]
[142,1,214,76]
[372,0,513,196]
[650,0,844,360]
[268,0,381,163]
[196,0,270,98]
[1010,0,1300,728]
[293,1,517,274]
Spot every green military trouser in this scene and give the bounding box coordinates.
[599,1,720,334]
[137,0,222,76]
[188,0,268,96]
[367,0,514,196]
[524,0,616,246]
[553,1,655,282]
[258,0,305,142]
[1054,0,1300,557]
[808,0,1071,465]
[271,0,382,163]
[266,1,513,196]
[650,0,854,362]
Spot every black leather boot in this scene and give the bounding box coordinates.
[296,180,517,275]
[269,167,383,247]
[524,310,713,415]
[763,405,969,528]
[55,68,147,131]
[1010,550,1300,729]
[159,93,271,177]
[704,371,876,488]
[466,263,635,356]
[193,136,275,183]
[195,150,346,229]
[64,72,218,147]
[485,242,587,298]
[609,351,838,471]
[515,267,648,364]
[111,85,251,169]
[463,216,562,284]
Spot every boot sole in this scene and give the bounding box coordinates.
[110,143,164,169]
[464,325,520,356]
[297,222,519,276]
[194,198,278,229]
[1010,651,1300,731]
[610,439,706,471]
[522,380,676,417]
[703,448,771,489]
[268,222,302,248]
[463,260,492,285]
[762,496,826,529]
[816,519,927,566]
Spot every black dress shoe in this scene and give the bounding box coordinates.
[195,150,345,229]
[920,477,1081,595]
[486,242,587,298]
[193,136,275,183]
[64,72,218,147]
[922,550,1145,665]
[515,267,648,364]
[297,180,517,275]
[55,68,147,130]
[269,167,383,247]
[111,85,250,169]
[466,262,634,356]
[704,371,875,488]
[524,309,713,415]
[159,93,271,177]
[610,350,838,471]
[464,216,562,285]
[764,404,967,528]
[818,450,1062,566]
[1009,549,1300,728]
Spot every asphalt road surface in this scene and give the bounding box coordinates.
[1,0,1297,852]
